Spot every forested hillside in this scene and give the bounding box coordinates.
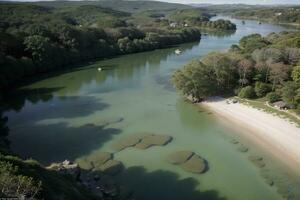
[232,7,300,25]
[172,31,300,112]
[0,1,238,92]
[203,4,300,25]
[0,3,205,91]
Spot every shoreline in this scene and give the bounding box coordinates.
[199,97,300,176]
[230,15,300,28]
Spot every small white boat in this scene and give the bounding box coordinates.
[175,49,182,55]
[98,67,102,71]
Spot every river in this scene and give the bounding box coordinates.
[4,16,299,200]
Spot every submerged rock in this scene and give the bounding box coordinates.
[112,133,172,151]
[166,151,194,165]
[260,171,274,186]
[277,185,294,200]
[249,155,266,168]
[91,152,113,169]
[135,142,152,149]
[112,135,144,151]
[237,145,249,152]
[136,134,172,149]
[99,160,123,175]
[181,155,207,174]
[230,139,239,144]
[79,152,113,170]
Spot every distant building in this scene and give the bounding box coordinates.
[275,12,282,16]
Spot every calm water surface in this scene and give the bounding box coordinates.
[4,17,299,200]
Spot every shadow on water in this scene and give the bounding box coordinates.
[3,87,110,121]
[115,166,227,200]
[2,87,64,112]
[10,122,121,165]
[2,87,121,164]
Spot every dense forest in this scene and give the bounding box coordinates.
[208,5,300,25]
[0,2,236,93]
[172,31,300,112]
[233,7,300,25]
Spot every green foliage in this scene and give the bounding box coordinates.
[199,19,236,30]
[0,154,99,200]
[173,30,300,112]
[292,66,300,83]
[266,92,281,103]
[202,52,239,90]
[172,60,217,99]
[0,160,41,198]
[238,86,256,99]
[281,81,300,108]
[239,34,270,53]
[255,82,272,97]
[231,6,300,25]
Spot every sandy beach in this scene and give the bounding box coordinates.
[201,97,300,173]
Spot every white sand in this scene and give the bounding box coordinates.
[201,97,300,173]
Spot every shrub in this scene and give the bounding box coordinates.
[238,86,256,99]
[255,82,272,97]
[266,92,281,103]
[0,161,42,198]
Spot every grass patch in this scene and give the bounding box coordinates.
[233,97,300,127]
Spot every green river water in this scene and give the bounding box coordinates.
[4,16,300,200]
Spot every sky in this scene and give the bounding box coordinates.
[154,0,300,5]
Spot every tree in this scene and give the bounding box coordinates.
[255,82,272,97]
[23,35,51,65]
[281,81,300,108]
[253,61,268,82]
[292,66,300,83]
[0,161,42,198]
[237,59,253,87]
[239,34,269,53]
[238,86,256,99]
[117,37,135,53]
[284,48,300,65]
[269,62,291,90]
[202,52,239,90]
[266,92,281,103]
[172,60,217,100]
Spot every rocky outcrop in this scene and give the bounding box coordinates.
[47,159,131,199]
[47,160,81,180]
[138,134,172,148]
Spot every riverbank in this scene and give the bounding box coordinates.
[200,97,300,174]
[231,15,300,28]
